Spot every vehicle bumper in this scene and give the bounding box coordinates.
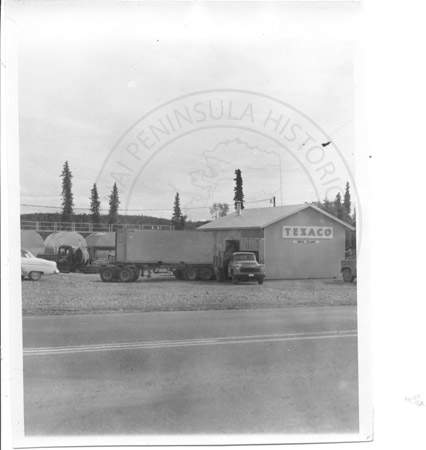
[234,274,265,281]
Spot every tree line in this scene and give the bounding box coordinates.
[25,162,356,249]
[60,161,120,224]
[311,182,356,252]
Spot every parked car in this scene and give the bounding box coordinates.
[21,249,60,281]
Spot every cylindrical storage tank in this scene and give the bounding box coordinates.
[44,231,88,255]
[21,230,45,256]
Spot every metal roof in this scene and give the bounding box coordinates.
[197,204,355,231]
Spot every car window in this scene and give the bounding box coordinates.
[234,254,255,261]
[21,249,35,258]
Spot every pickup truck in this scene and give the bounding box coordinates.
[227,252,266,284]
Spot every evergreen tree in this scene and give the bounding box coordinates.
[350,207,357,252]
[233,169,245,210]
[90,183,101,224]
[179,214,187,230]
[60,161,74,221]
[334,192,345,220]
[320,198,336,216]
[312,185,356,253]
[172,193,187,229]
[108,183,120,224]
[351,207,356,226]
[343,182,351,221]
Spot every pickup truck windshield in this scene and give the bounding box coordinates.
[234,254,256,262]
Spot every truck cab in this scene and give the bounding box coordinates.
[226,252,266,284]
[38,245,89,273]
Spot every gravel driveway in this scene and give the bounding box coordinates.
[21,272,357,316]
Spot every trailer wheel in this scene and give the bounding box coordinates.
[342,268,355,282]
[185,268,198,281]
[199,267,213,281]
[100,268,114,282]
[342,267,355,283]
[119,268,133,282]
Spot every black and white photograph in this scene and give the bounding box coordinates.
[2,0,383,447]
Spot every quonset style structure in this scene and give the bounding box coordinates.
[21,230,45,256]
[43,231,88,255]
[198,204,355,280]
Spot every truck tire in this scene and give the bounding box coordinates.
[100,268,114,282]
[257,278,264,285]
[342,268,354,282]
[199,267,213,281]
[29,271,43,281]
[119,268,133,282]
[185,268,198,281]
[231,273,238,284]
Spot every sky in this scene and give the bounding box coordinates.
[15,0,361,221]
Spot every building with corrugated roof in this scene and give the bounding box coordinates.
[198,204,355,280]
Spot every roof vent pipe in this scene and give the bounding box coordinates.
[236,201,242,216]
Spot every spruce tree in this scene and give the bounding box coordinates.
[172,193,186,229]
[179,214,187,230]
[350,207,357,252]
[90,183,101,224]
[108,183,120,224]
[233,169,245,210]
[320,198,335,216]
[60,161,74,221]
[334,192,345,220]
[343,182,351,221]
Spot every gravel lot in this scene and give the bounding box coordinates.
[21,272,357,316]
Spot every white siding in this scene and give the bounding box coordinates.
[264,209,346,279]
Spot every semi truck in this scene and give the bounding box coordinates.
[99,228,266,284]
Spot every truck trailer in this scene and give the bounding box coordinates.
[99,228,266,284]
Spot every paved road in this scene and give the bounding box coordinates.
[23,307,358,436]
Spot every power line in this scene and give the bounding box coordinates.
[21,198,277,212]
[19,203,210,212]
